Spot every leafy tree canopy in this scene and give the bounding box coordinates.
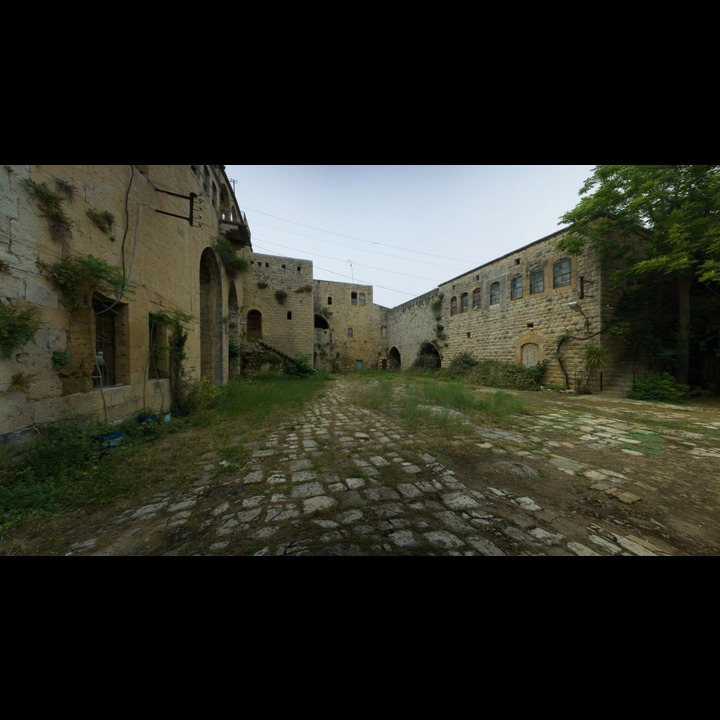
[557,165,720,284]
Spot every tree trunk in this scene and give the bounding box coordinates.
[677,275,691,385]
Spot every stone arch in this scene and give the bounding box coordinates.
[417,341,441,369]
[388,346,401,369]
[228,282,240,378]
[514,331,546,366]
[314,314,329,330]
[200,247,223,384]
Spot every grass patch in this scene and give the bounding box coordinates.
[0,373,329,544]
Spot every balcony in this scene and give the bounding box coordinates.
[219,210,252,248]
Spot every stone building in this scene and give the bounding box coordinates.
[313,280,389,372]
[1,164,251,443]
[385,229,634,390]
[1,164,634,445]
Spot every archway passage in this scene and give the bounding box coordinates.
[388,346,401,369]
[247,309,262,339]
[200,247,223,384]
[314,314,329,330]
[416,342,441,370]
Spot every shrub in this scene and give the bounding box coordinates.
[626,372,690,403]
[446,352,478,377]
[465,359,547,391]
[213,236,249,279]
[274,289,288,304]
[285,356,317,376]
[178,375,224,414]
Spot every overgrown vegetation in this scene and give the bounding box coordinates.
[445,353,547,391]
[86,208,115,236]
[0,301,41,359]
[47,254,130,311]
[213,236,249,279]
[274,289,288,304]
[22,178,74,241]
[7,372,34,393]
[626,372,691,403]
[52,348,70,371]
[0,372,328,535]
[148,308,194,415]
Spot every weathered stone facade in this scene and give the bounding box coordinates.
[1,164,250,442]
[385,229,635,389]
[1,165,634,444]
[312,280,389,371]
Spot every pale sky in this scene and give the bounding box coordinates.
[224,165,596,309]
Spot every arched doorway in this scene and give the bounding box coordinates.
[247,309,262,339]
[228,283,239,378]
[417,342,441,369]
[521,342,540,367]
[388,346,401,369]
[200,247,223,384]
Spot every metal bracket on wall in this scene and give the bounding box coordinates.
[153,188,198,226]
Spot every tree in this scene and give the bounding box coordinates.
[557,165,720,384]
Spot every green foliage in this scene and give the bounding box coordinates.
[295,284,313,293]
[49,254,130,311]
[228,337,241,359]
[575,343,607,393]
[86,208,115,236]
[285,356,317,376]
[446,352,478,376]
[257,281,268,289]
[213,236,249,278]
[445,353,546,391]
[22,178,74,241]
[8,372,34,393]
[178,375,225,415]
[274,289,288,304]
[52,348,70,371]
[149,308,194,414]
[0,259,10,274]
[627,372,690,403]
[0,416,114,528]
[0,301,41,359]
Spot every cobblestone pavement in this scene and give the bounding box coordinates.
[60,379,720,556]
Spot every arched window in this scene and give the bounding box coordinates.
[460,292,468,312]
[553,258,571,288]
[530,267,544,294]
[327,296,333,305]
[450,296,458,315]
[511,274,523,299]
[347,327,353,338]
[472,288,481,310]
[247,310,262,338]
[489,282,500,305]
[351,291,358,305]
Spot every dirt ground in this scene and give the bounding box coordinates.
[2,378,719,556]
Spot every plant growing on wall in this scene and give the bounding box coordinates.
[0,301,41,359]
[7,372,34,393]
[149,308,194,414]
[47,254,130,311]
[22,178,74,242]
[86,208,115,237]
[52,348,71,371]
[575,343,607,393]
[274,289,288,304]
[213,236,250,278]
[257,281,268,289]
[295,284,313,294]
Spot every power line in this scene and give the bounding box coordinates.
[243,206,474,264]
[251,238,441,281]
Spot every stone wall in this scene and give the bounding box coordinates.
[1,164,247,440]
[244,252,314,361]
[313,280,389,371]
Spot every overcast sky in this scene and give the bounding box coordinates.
[224,165,596,309]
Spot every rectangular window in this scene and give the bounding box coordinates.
[472,288,481,310]
[450,297,458,315]
[460,293,468,312]
[287,311,292,320]
[553,258,571,288]
[351,292,357,305]
[511,274,523,299]
[347,327,353,338]
[93,297,128,387]
[530,267,544,294]
[489,282,500,306]
[359,292,365,306]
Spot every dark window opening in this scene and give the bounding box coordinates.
[460,293,468,312]
[287,311,292,320]
[489,282,500,306]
